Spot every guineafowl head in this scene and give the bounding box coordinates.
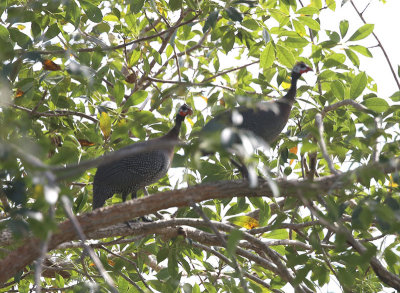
[291,62,313,80]
[176,104,193,121]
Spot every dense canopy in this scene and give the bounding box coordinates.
[1,0,400,292]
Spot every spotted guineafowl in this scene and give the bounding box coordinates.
[93,104,193,209]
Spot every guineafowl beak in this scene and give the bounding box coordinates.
[179,105,193,117]
[301,66,313,74]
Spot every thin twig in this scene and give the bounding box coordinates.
[191,204,249,293]
[202,60,259,83]
[99,245,153,292]
[145,76,235,92]
[25,14,201,56]
[61,196,118,293]
[315,114,339,175]
[192,242,283,293]
[31,90,48,114]
[12,104,98,123]
[321,99,370,118]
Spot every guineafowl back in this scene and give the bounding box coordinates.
[93,145,172,209]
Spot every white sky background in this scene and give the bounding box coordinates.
[321,0,400,98]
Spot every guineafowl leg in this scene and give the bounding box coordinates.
[230,158,259,187]
[230,158,249,178]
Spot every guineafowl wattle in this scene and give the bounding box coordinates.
[93,104,193,209]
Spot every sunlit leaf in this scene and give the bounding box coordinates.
[349,24,374,41]
[222,30,235,53]
[276,44,295,67]
[260,42,275,69]
[225,7,243,22]
[331,80,345,100]
[99,111,112,139]
[363,97,389,112]
[339,20,349,38]
[203,10,219,33]
[349,45,372,57]
[350,72,367,99]
[80,0,103,23]
[298,16,320,31]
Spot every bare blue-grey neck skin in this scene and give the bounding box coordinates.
[165,104,193,138]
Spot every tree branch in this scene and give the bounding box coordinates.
[1,157,400,284]
[12,105,98,123]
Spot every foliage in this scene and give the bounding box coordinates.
[1,0,400,292]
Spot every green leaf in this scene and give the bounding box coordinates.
[398,65,400,78]
[130,0,145,14]
[350,72,367,99]
[276,44,295,67]
[296,7,319,15]
[131,90,148,105]
[169,0,182,11]
[45,23,60,40]
[168,248,178,276]
[331,80,345,100]
[112,81,125,105]
[264,229,289,239]
[310,0,322,9]
[389,91,400,102]
[242,19,259,31]
[363,97,389,113]
[297,16,320,31]
[227,229,243,256]
[349,24,374,41]
[349,45,372,57]
[345,49,360,67]
[260,42,275,69]
[339,20,349,38]
[285,37,308,48]
[203,11,219,33]
[225,7,243,22]
[0,24,10,40]
[326,0,336,11]
[81,0,103,23]
[8,28,31,48]
[103,14,119,22]
[222,30,235,53]
[292,19,306,36]
[129,50,141,66]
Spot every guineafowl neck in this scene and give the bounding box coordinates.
[284,75,300,101]
[165,115,184,139]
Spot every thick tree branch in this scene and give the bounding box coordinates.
[1,157,400,284]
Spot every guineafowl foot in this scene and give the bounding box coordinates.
[125,220,136,229]
[229,158,249,178]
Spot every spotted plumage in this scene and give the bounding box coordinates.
[200,62,312,149]
[93,104,192,209]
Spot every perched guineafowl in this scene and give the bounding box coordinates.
[93,104,193,209]
[200,62,312,151]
